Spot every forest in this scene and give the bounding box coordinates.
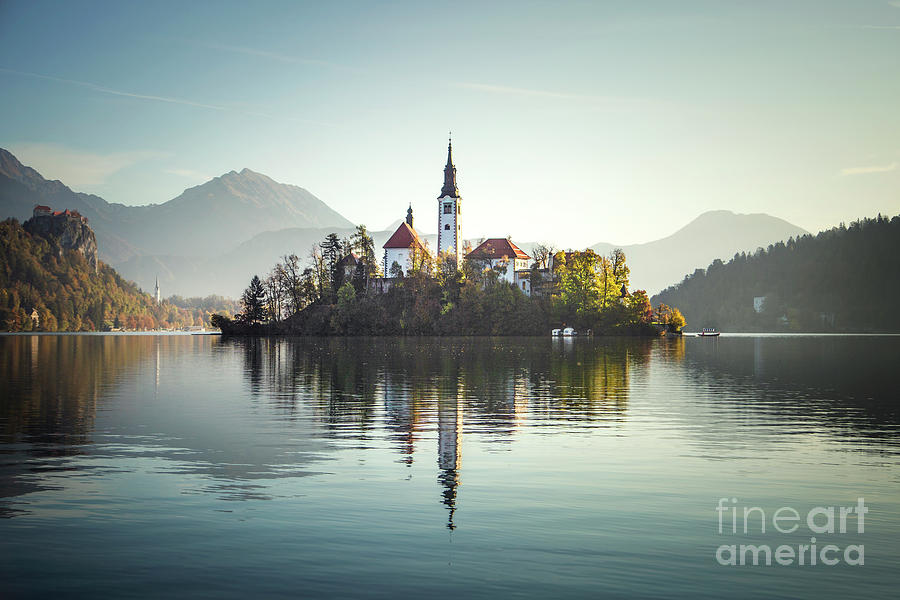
[214,225,684,336]
[652,213,900,332]
[0,218,238,331]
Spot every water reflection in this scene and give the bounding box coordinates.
[2,334,899,526]
[0,335,152,516]
[227,336,645,527]
[679,336,900,440]
[3,334,900,599]
[437,395,461,529]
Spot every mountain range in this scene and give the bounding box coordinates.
[0,148,351,261]
[1,148,808,297]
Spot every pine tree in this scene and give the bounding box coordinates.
[239,275,267,324]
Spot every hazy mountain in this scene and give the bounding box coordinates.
[587,210,808,294]
[118,224,443,298]
[0,148,353,261]
[1,148,808,299]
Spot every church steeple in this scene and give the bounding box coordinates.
[406,204,413,227]
[439,135,460,199]
[437,134,462,263]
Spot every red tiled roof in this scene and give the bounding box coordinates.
[466,238,531,261]
[383,222,427,250]
[34,204,51,211]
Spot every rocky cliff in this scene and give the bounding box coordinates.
[23,210,99,272]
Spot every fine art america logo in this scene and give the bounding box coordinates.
[715,497,867,566]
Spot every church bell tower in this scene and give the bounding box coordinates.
[437,136,461,261]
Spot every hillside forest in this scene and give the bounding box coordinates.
[652,214,900,332]
[0,219,238,331]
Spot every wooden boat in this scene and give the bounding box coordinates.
[697,328,720,337]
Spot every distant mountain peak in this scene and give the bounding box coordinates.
[680,210,808,237]
[0,147,73,198]
[0,148,355,267]
[0,147,42,183]
[589,209,808,294]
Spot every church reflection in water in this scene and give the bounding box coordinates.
[6,334,898,527]
[1,335,649,524]
[278,337,646,529]
[437,394,462,529]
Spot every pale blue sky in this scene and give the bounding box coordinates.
[1,0,899,247]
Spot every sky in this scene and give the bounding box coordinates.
[1,0,899,248]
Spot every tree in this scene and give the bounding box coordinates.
[626,290,653,324]
[351,225,380,287]
[408,240,433,278]
[239,275,267,325]
[553,250,602,327]
[531,243,555,270]
[309,245,328,302]
[435,251,461,299]
[610,249,630,290]
[263,269,284,323]
[337,281,356,308]
[278,254,306,315]
[655,303,685,331]
[320,233,343,300]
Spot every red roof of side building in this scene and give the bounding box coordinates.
[34,205,51,212]
[465,238,531,261]
[383,222,428,250]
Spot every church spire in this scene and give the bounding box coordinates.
[439,133,460,198]
[406,204,413,227]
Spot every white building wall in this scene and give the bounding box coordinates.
[481,256,531,288]
[437,195,461,259]
[514,271,531,296]
[384,248,411,276]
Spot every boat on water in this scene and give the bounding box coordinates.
[551,327,578,337]
[697,328,720,337]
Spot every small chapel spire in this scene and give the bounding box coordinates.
[406,204,414,227]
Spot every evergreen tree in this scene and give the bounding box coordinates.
[320,233,343,300]
[239,275,267,324]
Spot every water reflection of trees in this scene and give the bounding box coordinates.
[689,337,900,422]
[232,336,655,435]
[231,336,655,527]
[0,335,166,446]
[671,336,900,452]
[0,335,155,516]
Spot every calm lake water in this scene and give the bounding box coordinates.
[1,334,899,599]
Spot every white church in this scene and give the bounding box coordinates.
[382,138,532,294]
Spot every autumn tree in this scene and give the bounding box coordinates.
[610,248,630,290]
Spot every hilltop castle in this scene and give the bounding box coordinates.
[26,205,98,273]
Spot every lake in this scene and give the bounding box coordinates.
[1,334,899,599]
